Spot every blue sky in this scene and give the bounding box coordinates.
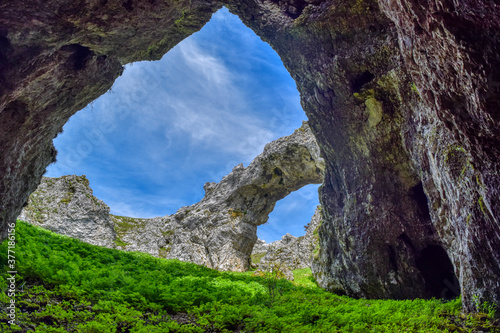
[46,8,320,243]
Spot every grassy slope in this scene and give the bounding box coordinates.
[0,221,498,332]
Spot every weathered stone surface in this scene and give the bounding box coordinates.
[256,205,322,273]
[377,0,500,312]
[20,123,324,271]
[230,0,454,301]
[19,175,116,248]
[1,0,500,313]
[111,215,169,256]
[117,121,324,271]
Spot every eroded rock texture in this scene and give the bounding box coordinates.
[155,122,324,271]
[20,123,324,271]
[1,0,499,312]
[378,0,500,312]
[19,175,117,248]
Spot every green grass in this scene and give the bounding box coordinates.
[292,267,318,288]
[113,237,129,247]
[0,221,499,332]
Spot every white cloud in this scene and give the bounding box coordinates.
[180,40,232,87]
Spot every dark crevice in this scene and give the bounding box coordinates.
[3,100,29,128]
[351,71,375,93]
[345,237,350,252]
[122,0,134,11]
[0,34,11,61]
[273,167,283,177]
[398,233,415,252]
[61,44,93,71]
[415,245,459,299]
[408,182,431,221]
[0,33,13,92]
[387,245,398,272]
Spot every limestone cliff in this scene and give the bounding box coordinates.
[2,0,500,313]
[20,122,324,271]
[251,239,270,259]
[19,175,116,248]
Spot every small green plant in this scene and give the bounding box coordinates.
[158,246,172,258]
[482,301,498,318]
[113,237,129,247]
[264,262,287,303]
[251,252,266,264]
[253,249,289,304]
[473,295,498,318]
[161,230,175,237]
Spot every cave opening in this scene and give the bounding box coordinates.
[45,7,321,241]
[415,245,460,300]
[62,44,93,71]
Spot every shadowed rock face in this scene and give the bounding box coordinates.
[1,0,499,312]
[20,123,324,271]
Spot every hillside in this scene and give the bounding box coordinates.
[1,221,499,332]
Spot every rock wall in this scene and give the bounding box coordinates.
[1,0,499,312]
[378,0,500,312]
[251,238,270,258]
[20,123,324,271]
[228,0,453,301]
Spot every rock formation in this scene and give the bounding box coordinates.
[255,205,322,273]
[1,0,499,312]
[20,122,324,271]
[19,175,116,248]
[119,121,324,271]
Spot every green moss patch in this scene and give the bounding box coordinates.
[251,252,266,264]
